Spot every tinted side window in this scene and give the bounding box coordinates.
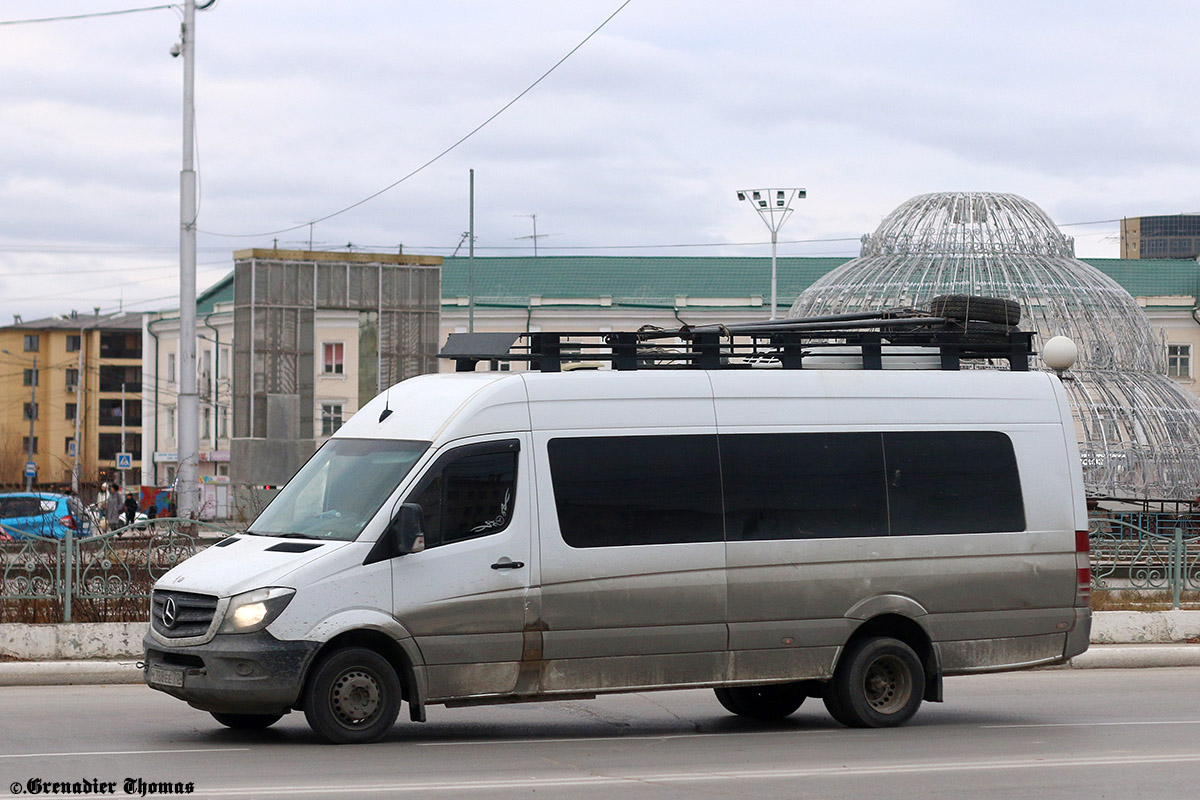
[548,435,723,547]
[0,498,42,519]
[721,432,888,540]
[883,431,1025,535]
[409,442,518,548]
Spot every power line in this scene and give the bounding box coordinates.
[200,0,633,239]
[0,4,176,26]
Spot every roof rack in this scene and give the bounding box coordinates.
[440,309,1035,373]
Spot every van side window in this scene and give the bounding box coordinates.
[723,431,1024,540]
[721,432,889,540]
[883,431,1025,535]
[408,440,519,548]
[548,434,723,547]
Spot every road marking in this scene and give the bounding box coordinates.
[983,719,1200,729]
[0,747,250,760]
[92,753,1200,797]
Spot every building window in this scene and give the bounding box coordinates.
[1168,344,1192,379]
[167,353,176,384]
[66,334,81,352]
[23,369,38,387]
[166,406,176,437]
[202,406,211,440]
[321,403,344,436]
[65,367,79,387]
[22,437,38,454]
[219,407,229,439]
[65,403,77,421]
[23,402,38,421]
[323,342,345,375]
[23,334,39,352]
[65,437,74,455]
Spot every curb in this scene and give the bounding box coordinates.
[0,659,143,686]
[1064,643,1200,669]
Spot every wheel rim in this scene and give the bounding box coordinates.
[862,654,913,715]
[329,668,382,728]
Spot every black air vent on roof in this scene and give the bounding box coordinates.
[265,542,323,553]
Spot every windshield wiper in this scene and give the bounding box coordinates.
[244,530,320,540]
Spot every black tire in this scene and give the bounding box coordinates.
[303,647,401,744]
[823,637,925,728]
[929,295,1021,326]
[714,684,806,720]
[951,320,1018,346]
[210,711,284,730]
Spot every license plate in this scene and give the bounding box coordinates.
[148,664,185,688]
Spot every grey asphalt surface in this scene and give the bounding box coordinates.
[3,668,1200,799]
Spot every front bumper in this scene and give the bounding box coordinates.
[143,630,320,715]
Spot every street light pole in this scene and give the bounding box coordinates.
[176,0,201,517]
[736,188,807,320]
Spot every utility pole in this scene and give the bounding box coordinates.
[120,383,127,489]
[176,0,202,517]
[469,169,476,333]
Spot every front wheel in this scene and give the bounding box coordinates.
[210,711,283,730]
[303,647,402,744]
[714,684,806,719]
[823,637,924,728]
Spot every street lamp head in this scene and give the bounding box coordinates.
[737,191,746,201]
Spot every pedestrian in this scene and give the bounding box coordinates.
[105,483,125,531]
[122,494,140,528]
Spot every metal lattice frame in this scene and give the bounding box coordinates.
[788,191,1200,502]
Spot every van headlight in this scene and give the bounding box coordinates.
[218,587,295,634]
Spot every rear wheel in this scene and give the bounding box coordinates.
[823,637,924,728]
[210,712,283,730]
[714,683,806,719]
[303,647,401,744]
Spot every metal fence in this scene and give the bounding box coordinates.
[1088,515,1200,609]
[0,518,234,623]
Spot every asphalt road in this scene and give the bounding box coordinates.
[2,668,1199,799]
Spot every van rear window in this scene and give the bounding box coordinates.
[549,431,1025,547]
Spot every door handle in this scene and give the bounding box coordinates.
[491,559,525,570]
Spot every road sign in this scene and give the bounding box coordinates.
[68,441,77,459]
[24,461,36,478]
[116,452,133,470]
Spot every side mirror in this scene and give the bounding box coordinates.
[393,503,425,555]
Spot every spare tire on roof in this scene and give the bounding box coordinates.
[929,295,1021,326]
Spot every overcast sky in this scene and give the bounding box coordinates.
[1,0,1197,323]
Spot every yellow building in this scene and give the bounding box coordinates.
[0,312,143,492]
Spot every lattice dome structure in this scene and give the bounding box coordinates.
[788,191,1200,502]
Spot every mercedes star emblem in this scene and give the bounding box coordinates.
[162,597,178,629]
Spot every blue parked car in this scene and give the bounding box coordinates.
[0,492,97,540]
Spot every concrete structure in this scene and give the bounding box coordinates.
[1121,214,1200,259]
[0,311,143,491]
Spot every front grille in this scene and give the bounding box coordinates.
[151,589,218,639]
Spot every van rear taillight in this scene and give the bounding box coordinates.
[1075,530,1091,604]
[60,515,76,530]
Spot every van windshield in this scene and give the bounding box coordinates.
[247,439,429,541]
